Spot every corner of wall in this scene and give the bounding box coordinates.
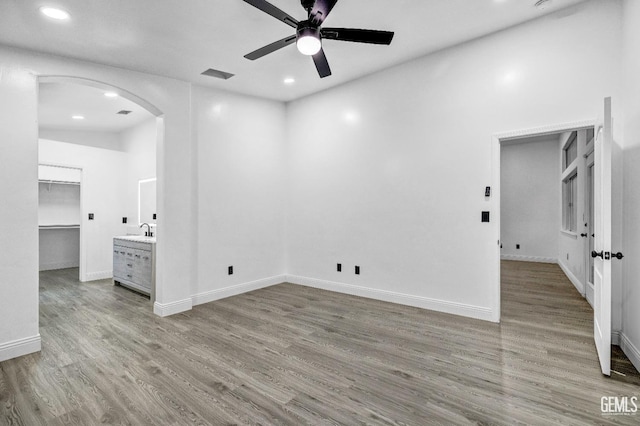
[153,298,193,317]
[0,335,41,362]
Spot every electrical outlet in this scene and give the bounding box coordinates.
[122,217,127,224]
[516,244,520,249]
[88,213,94,220]
[337,263,342,272]
[153,213,156,220]
[228,266,233,275]
[355,266,360,275]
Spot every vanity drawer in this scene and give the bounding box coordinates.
[113,238,152,252]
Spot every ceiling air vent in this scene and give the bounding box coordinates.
[117,110,132,115]
[201,68,235,80]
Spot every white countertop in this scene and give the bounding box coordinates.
[114,235,156,244]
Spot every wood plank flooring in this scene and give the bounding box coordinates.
[1,261,638,425]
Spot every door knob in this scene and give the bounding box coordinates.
[580,233,588,237]
[612,252,624,260]
[591,250,603,258]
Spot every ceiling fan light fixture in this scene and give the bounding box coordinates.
[296,23,321,56]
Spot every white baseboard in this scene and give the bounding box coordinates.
[286,275,494,322]
[557,260,585,296]
[39,261,79,271]
[501,254,557,263]
[612,330,620,346]
[620,332,640,373]
[192,275,286,306]
[81,270,112,282]
[585,282,594,308]
[0,334,41,362]
[153,298,193,317]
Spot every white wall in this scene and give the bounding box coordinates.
[39,128,123,151]
[501,139,559,262]
[192,86,287,304]
[285,0,622,322]
[621,0,640,370]
[120,118,157,230]
[39,228,80,271]
[39,139,129,280]
[0,67,40,361]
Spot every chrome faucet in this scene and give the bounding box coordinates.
[140,222,153,237]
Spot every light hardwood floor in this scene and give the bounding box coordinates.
[1,261,638,425]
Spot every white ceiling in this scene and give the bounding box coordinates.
[0,0,588,102]
[39,83,153,133]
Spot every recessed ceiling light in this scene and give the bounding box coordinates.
[283,77,295,85]
[72,115,85,120]
[39,7,70,20]
[104,91,118,98]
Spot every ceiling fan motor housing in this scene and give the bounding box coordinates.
[297,20,320,38]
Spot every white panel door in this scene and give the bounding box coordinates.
[592,97,612,376]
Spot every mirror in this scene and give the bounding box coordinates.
[138,178,156,226]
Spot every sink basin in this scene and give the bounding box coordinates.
[115,235,156,243]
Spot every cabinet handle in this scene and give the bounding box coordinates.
[120,251,125,254]
[127,263,133,267]
[135,254,141,258]
[143,256,149,260]
[127,274,132,278]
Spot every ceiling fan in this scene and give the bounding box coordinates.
[242,0,395,78]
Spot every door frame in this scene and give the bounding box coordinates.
[584,149,595,307]
[491,119,595,322]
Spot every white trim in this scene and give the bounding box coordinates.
[286,275,495,323]
[558,259,585,296]
[81,270,112,282]
[560,230,578,239]
[153,298,193,317]
[494,119,596,142]
[611,330,620,346]
[585,282,594,307]
[192,275,286,306]
[0,335,41,362]
[39,261,80,271]
[620,333,640,372]
[500,254,557,263]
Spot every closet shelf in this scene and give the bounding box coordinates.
[39,224,80,230]
[39,179,80,186]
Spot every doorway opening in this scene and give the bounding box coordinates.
[499,125,595,301]
[37,77,161,305]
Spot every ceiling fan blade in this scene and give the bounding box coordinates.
[244,35,297,60]
[242,0,299,28]
[321,28,394,45]
[309,0,339,25]
[312,48,332,78]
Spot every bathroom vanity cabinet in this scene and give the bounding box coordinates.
[113,236,156,301]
